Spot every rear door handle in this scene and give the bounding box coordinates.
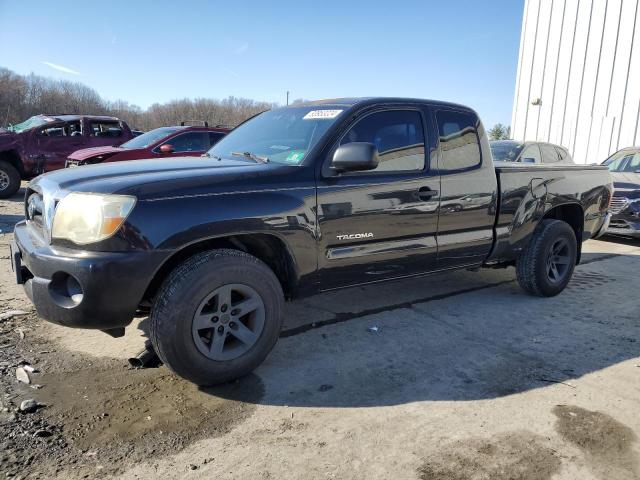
[417,187,439,201]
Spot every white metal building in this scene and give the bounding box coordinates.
[511,0,640,164]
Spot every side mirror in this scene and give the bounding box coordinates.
[331,142,379,172]
[159,144,174,154]
[522,157,536,163]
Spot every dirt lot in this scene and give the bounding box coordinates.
[1,183,639,480]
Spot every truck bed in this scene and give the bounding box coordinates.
[488,162,611,264]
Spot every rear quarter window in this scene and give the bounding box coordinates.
[555,146,571,163]
[436,110,481,171]
[540,144,560,163]
[90,121,123,138]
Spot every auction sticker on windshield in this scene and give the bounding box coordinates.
[303,110,343,120]
[285,150,306,163]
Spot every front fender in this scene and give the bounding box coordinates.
[125,187,318,282]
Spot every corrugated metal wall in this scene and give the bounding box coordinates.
[511,0,640,164]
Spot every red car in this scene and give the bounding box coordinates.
[66,123,230,167]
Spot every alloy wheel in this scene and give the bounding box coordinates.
[191,283,266,361]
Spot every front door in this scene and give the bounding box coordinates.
[154,131,212,158]
[316,107,440,289]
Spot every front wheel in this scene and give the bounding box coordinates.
[0,160,21,199]
[516,219,577,297]
[149,249,284,385]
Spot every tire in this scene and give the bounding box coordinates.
[0,160,21,199]
[516,219,577,297]
[149,249,284,386]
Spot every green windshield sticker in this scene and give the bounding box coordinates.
[285,150,305,163]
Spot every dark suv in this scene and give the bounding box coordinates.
[66,124,231,167]
[602,147,640,237]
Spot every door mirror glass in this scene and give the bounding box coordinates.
[331,142,379,172]
[522,157,536,163]
[159,144,174,154]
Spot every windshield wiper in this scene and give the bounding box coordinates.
[230,151,269,164]
[202,152,223,160]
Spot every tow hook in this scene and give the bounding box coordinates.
[128,340,162,368]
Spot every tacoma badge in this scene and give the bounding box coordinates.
[336,233,374,240]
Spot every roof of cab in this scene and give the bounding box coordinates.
[41,114,122,122]
[288,97,473,111]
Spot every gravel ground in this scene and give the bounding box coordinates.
[1,182,639,479]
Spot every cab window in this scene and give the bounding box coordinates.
[162,132,209,153]
[340,110,425,172]
[90,121,123,138]
[208,132,225,146]
[540,144,560,163]
[436,110,481,171]
[38,121,82,137]
[520,145,541,163]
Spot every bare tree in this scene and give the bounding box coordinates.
[0,67,276,131]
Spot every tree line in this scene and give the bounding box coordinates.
[1,66,512,138]
[0,67,277,131]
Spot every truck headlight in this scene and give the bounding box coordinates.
[51,193,136,244]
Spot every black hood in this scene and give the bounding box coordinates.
[29,156,291,201]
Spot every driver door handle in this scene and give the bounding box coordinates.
[417,187,439,201]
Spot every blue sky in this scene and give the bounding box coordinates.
[0,0,524,127]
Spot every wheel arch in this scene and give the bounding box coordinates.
[140,233,299,308]
[541,202,584,264]
[0,150,24,176]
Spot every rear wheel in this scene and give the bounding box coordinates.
[149,249,284,385]
[0,160,21,199]
[516,219,577,297]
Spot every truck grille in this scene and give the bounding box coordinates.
[610,197,629,215]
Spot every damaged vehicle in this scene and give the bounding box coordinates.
[602,147,640,237]
[11,98,612,385]
[0,114,134,198]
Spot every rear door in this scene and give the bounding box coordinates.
[316,106,440,289]
[35,120,87,172]
[433,108,497,268]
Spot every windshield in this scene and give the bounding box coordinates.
[119,127,182,149]
[490,142,525,162]
[603,150,640,172]
[207,106,345,165]
[7,115,54,133]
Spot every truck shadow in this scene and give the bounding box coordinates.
[196,250,639,407]
[0,214,24,233]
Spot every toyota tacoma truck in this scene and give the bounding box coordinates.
[0,114,134,198]
[11,98,612,385]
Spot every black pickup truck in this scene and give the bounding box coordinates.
[11,98,612,385]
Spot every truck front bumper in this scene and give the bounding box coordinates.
[11,221,167,331]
